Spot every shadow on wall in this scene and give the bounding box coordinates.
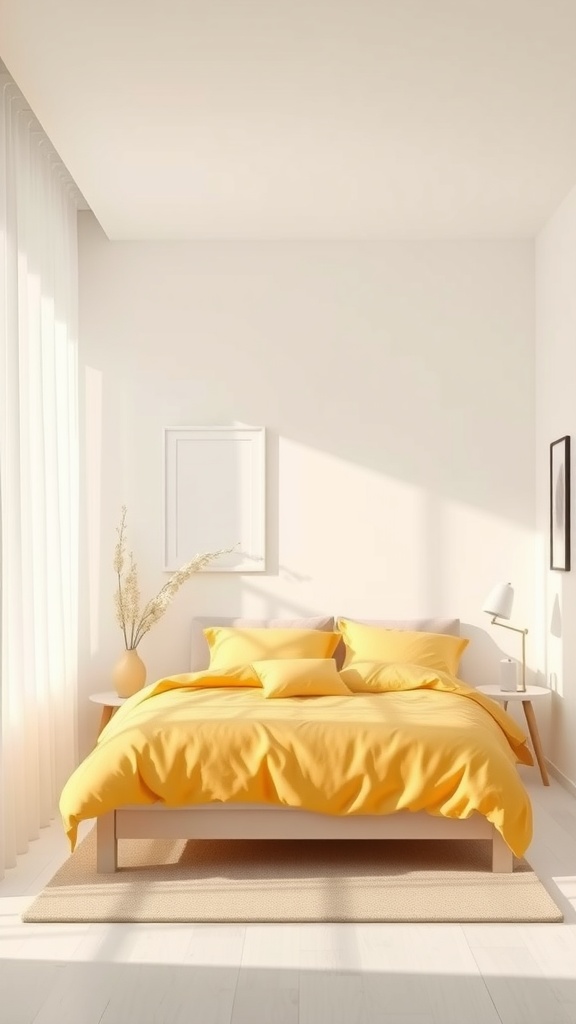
[550,593,562,638]
[83,375,536,643]
[79,227,534,530]
[459,625,515,687]
[547,578,575,755]
[77,235,537,743]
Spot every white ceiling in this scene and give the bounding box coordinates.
[2,0,576,240]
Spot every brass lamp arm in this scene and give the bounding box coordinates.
[490,616,528,692]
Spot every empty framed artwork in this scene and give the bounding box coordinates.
[164,426,266,572]
[550,435,571,571]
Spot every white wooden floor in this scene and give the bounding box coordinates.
[1,766,576,1024]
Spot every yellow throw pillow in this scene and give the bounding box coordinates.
[251,658,353,699]
[340,661,455,694]
[204,627,341,682]
[337,619,468,676]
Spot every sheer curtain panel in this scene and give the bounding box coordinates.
[0,66,81,874]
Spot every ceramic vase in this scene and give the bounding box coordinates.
[112,648,147,698]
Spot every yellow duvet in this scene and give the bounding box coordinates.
[61,670,533,856]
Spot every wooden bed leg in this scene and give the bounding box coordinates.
[492,829,513,873]
[96,811,118,873]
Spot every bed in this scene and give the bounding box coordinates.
[61,615,533,874]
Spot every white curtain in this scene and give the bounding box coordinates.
[0,67,80,875]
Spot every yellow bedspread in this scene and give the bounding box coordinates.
[61,671,533,856]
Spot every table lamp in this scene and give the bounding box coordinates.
[482,582,527,692]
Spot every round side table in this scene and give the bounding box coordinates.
[476,684,550,786]
[89,690,126,737]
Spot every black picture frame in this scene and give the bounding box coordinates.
[550,435,571,571]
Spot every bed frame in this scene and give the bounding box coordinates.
[96,803,514,873]
[95,615,515,875]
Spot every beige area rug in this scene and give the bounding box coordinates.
[23,831,562,924]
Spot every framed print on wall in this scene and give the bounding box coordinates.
[164,425,266,572]
[550,434,571,571]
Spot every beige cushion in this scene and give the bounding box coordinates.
[190,616,335,671]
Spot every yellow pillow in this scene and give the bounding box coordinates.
[204,627,341,682]
[340,661,455,694]
[252,658,353,698]
[337,619,468,676]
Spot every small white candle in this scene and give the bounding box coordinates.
[499,658,518,692]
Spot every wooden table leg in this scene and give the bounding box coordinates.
[98,705,114,736]
[522,700,550,786]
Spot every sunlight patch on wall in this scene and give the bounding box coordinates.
[277,436,430,615]
[85,366,102,655]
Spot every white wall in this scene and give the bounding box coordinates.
[536,184,576,790]
[78,212,535,754]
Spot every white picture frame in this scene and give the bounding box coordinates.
[163,426,266,572]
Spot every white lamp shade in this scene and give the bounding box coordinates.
[483,582,514,620]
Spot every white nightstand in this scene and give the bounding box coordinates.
[89,690,126,737]
[476,684,551,786]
